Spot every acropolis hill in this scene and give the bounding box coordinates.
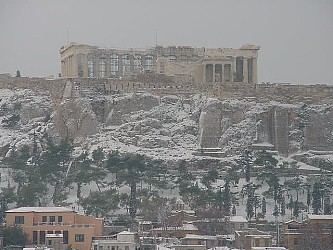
[0,43,333,161]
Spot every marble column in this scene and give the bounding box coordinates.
[243,58,248,83]
[83,54,88,78]
[118,54,123,77]
[141,54,146,72]
[231,57,236,83]
[221,63,225,83]
[252,57,258,83]
[130,54,134,72]
[203,64,206,83]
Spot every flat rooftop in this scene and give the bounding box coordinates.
[6,207,74,213]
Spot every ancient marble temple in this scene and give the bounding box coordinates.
[60,43,260,84]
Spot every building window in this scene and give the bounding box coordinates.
[75,234,84,242]
[49,216,55,224]
[39,231,46,244]
[294,237,298,246]
[58,216,63,223]
[255,238,260,247]
[94,245,98,250]
[63,231,69,244]
[112,246,115,250]
[125,246,129,250]
[33,231,38,244]
[99,246,103,250]
[265,238,270,246]
[42,216,47,223]
[14,216,24,224]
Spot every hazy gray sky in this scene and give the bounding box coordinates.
[1,0,332,84]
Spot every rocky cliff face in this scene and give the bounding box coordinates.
[1,80,333,162]
[0,89,52,156]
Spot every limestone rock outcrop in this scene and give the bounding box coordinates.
[1,78,333,161]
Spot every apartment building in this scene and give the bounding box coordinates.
[6,207,103,250]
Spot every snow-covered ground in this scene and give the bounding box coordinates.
[1,86,333,222]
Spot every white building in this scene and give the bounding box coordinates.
[92,231,140,250]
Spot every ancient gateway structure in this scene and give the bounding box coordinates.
[60,43,260,84]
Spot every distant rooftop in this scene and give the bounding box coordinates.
[252,247,287,250]
[229,216,248,223]
[307,214,333,220]
[6,207,74,213]
[183,234,217,240]
[118,231,136,235]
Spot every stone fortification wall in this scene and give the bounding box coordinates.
[0,74,67,108]
[202,82,333,105]
[0,74,332,105]
[64,78,333,105]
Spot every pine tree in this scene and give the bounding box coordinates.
[1,225,27,246]
[202,169,218,189]
[72,152,93,199]
[15,70,21,77]
[239,149,253,183]
[39,137,73,205]
[79,189,119,218]
[91,147,107,192]
[107,151,168,220]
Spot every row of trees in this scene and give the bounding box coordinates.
[1,136,333,224]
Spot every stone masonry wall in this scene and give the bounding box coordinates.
[1,75,332,105]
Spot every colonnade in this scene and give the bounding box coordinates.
[62,53,156,79]
[204,57,257,84]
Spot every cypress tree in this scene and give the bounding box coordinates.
[246,196,254,220]
[312,182,322,215]
[280,196,286,217]
[293,200,299,218]
[232,204,237,216]
[306,188,311,211]
[261,197,267,217]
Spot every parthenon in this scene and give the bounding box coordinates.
[60,43,260,84]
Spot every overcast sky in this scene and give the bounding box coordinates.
[1,0,332,84]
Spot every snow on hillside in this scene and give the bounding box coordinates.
[0,89,52,153]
